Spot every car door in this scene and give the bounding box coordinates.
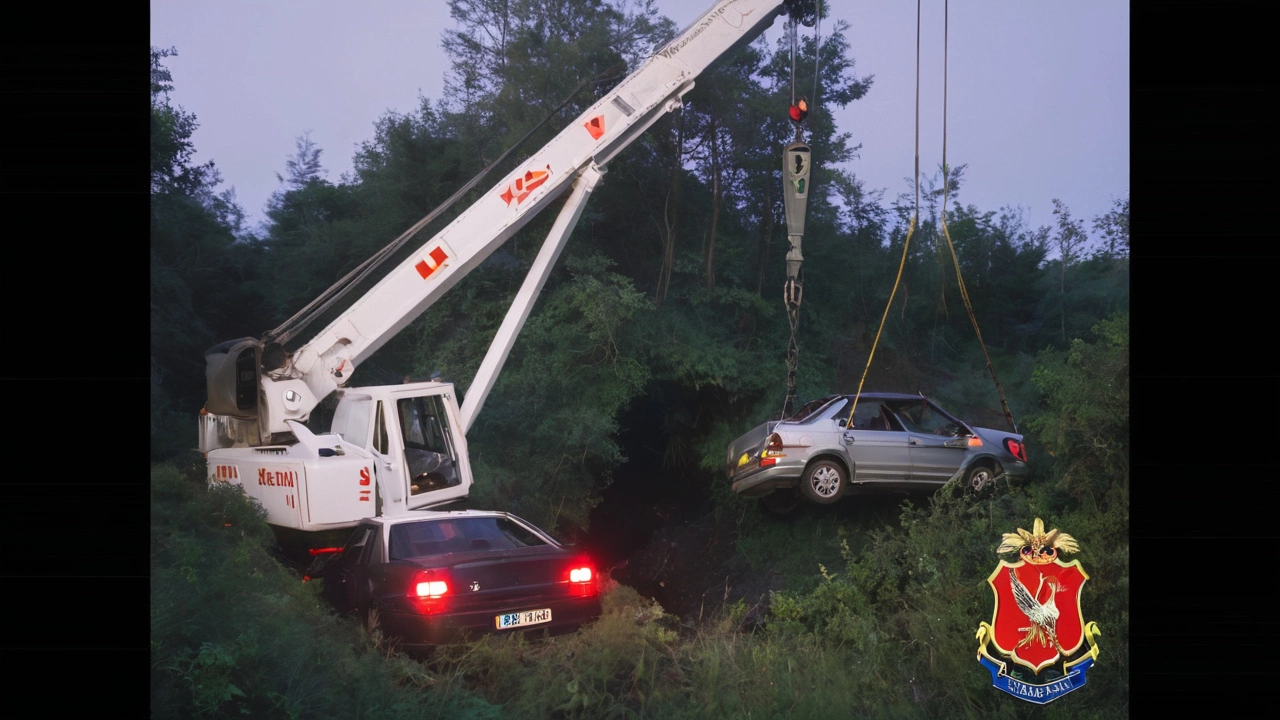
[890,399,970,483]
[329,523,380,613]
[839,401,913,483]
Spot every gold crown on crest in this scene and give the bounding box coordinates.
[996,518,1080,565]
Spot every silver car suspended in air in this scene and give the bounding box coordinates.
[726,393,1029,512]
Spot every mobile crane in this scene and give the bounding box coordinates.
[200,0,817,535]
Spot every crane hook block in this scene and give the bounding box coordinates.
[783,141,811,280]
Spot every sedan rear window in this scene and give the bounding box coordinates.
[389,517,550,560]
[786,396,847,423]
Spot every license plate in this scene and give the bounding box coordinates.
[495,608,552,630]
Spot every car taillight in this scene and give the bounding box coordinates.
[1003,438,1027,463]
[760,433,785,467]
[417,579,448,597]
[566,561,599,597]
[309,547,343,556]
[410,569,451,613]
[967,437,983,447]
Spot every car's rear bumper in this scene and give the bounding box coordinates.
[378,594,602,648]
[729,459,804,497]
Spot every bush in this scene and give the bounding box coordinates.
[150,463,498,719]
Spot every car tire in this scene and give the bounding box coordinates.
[800,460,847,504]
[759,488,801,516]
[964,465,996,494]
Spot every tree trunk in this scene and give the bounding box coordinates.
[755,182,774,297]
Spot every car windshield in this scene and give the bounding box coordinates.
[389,517,550,560]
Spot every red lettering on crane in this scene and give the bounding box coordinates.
[359,467,371,486]
[257,468,297,488]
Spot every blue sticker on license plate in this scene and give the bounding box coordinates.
[495,608,552,629]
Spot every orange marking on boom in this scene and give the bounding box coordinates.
[415,246,449,279]
[499,165,552,206]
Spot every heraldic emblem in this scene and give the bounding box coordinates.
[975,518,1101,704]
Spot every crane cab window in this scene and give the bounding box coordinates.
[397,396,462,495]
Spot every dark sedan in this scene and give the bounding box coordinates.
[320,510,602,652]
[727,393,1029,511]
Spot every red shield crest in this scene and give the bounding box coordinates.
[985,559,1089,673]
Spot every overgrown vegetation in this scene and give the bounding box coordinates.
[150,461,500,719]
[152,1,1127,716]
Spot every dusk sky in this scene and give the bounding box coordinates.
[150,0,1129,241]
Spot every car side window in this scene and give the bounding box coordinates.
[850,403,890,430]
[338,525,373,568]
[890,402,957,435]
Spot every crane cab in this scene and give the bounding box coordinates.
[329,381,473,512]
[206,380,473,532]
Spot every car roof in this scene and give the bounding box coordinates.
[373,509,512,527]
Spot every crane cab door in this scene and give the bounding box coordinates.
[332,385,473,514]
[392,394,466,503]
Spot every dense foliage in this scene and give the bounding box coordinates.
[151,1,1128,716]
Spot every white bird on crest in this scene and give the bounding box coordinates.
[1007,568,1064,654]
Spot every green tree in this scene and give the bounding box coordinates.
[276,131,326,189]
[1092,193,1130,260]
[1027,311,1129,508]
[1050,198,1089,344]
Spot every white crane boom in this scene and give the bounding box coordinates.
[201,0,812,533]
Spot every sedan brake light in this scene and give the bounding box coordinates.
[410,569,452,613]
[760,433,785,467]
[1003,438,1028,463]
[416,579,448,597]
[566,560,599,597]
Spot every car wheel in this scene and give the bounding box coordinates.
[800,460,847,504]
[964,465,996,494]
[759,488,801,516]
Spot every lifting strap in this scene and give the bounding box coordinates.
[845,0,921,428]
[936,0,1017,432]
[848,1,1017,433]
